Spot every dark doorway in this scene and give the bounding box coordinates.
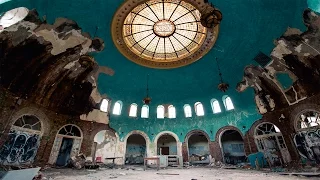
[56,138,74,166]
[160,147,169,155]
[220,130,245,165]
[125,134,146,165]
[157,134,177,155]
[188,133,210,164]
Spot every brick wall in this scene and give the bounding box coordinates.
[0,88,113,167]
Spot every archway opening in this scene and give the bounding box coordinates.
[93,130,117,164]
[220,130,246,165]
[187,132,210,164]
[49,124,82,166]
[125,134,146,165]
[254,123,291,166]
[157,134,177,156]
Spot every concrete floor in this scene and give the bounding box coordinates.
[42,167,317,180]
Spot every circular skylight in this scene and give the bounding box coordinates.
[112,0,220,69]
[123,0,207,62]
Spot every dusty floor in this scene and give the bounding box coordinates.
[42,166,318,180]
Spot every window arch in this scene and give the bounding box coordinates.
[112,101,122,115]
[195,102,205,116]
[168,105,176,119]
[13,115,41,131]
[141,105,149,118]
[100,99,110,113]
[129,103,138,117]
[184,104,192,118]
[157,105,165,119]
[210,99,221,114]
[255,123,281,136]
[58,124,82,137]
[223,96,234,111]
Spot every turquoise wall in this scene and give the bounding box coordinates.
[125,145,146,157]
[222,141,245,158]
[110,89,262,142]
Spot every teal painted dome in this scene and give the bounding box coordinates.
[0,0,308,133]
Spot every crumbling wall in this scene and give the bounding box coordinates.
[94,130,121,164]
[237,9,320,167]
[0,9,106,116]
[0,9,114,166]
[237,9,320,115]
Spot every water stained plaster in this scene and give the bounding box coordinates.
[188,135,209,156]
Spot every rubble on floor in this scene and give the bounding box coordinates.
[38,166,319,180]
[70,154,87,170]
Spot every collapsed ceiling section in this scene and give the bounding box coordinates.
[0,9,105,115]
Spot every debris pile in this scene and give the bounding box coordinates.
[70,154,87,170]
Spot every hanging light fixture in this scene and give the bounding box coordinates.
[215,57,229,92]
[143,74,151,105]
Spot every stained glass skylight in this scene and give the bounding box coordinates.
[123,0,207,62]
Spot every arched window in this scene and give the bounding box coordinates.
[1,115,42,165]
[141,105,149,118]
[255,123,281,136]
[157,105,165,119]
[58,124,82,137]
[211,99,221,114]
[168,105,176,119]
[100,99,109,113]
[129,103,138,117]
[223,96,234,110]
[13,115,41,131]
[184,104,192,118]
[296,110,320,130]
[112,101,122,115]
[195,102,205,116]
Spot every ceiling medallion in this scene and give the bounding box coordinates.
[112,0,221,69]
[153,20,176,37]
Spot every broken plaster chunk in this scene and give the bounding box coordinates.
[283,27,302,37]
[271,40,292,59]
[294,44,303,53]
[80,109,109,124]
[64,61,77,69]
[35,28,90,55]
[90,87,103,103]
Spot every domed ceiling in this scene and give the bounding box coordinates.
[0,0,308,108]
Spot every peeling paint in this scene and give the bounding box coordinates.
[237,9,320,114]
